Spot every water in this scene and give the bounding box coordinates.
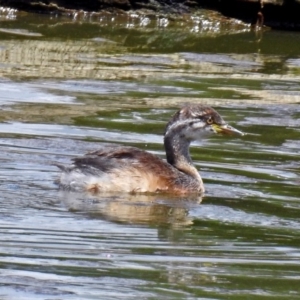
[0,9,300,300]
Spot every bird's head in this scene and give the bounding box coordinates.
[165,104,244,141]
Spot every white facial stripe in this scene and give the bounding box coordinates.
[191,120,206,129]
[165,119,189,136]
[165,118,207,139]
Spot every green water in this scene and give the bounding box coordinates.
[0,9,299,300]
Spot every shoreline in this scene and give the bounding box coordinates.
[0,0,299,30]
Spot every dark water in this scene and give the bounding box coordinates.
[0,8,300,300]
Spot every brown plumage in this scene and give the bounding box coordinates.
[55,104,243,195]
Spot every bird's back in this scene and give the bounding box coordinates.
[56,145,202,194]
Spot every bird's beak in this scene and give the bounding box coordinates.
[212,123,244,136]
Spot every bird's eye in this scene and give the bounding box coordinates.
[206,117,213,124]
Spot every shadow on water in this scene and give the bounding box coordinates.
[0,9,300,300]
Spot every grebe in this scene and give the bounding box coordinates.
[56,104,243,195]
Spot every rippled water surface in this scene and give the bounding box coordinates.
[0,9,300,300]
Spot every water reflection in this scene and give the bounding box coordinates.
[60,191,201,225]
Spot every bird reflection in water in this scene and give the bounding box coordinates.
[60,191,202,225]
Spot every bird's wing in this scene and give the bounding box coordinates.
[72,146,172,174]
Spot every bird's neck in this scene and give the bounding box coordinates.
[164,133,202,183]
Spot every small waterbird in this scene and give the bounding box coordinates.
[55,104,244,195]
